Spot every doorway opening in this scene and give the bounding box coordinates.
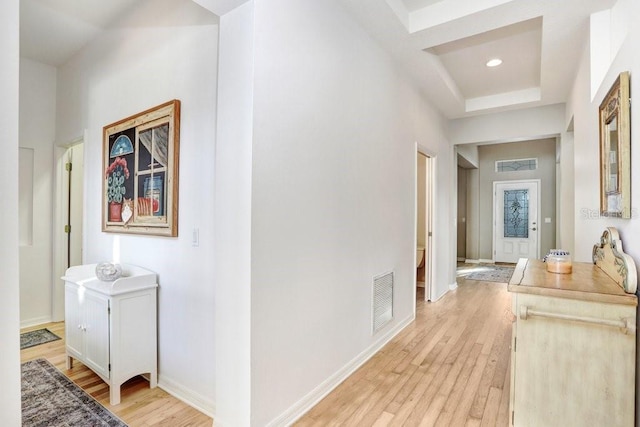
[416,149,434,302]
[52,137,84,321]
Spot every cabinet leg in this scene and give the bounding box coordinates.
[109,385,121,406]
[66,355,73,370]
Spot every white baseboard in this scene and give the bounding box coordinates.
[266,313,414,427]
[416,281,425,288]
[158,375,215,419]
[429,288,448,302]
[20,316,53,329]
[464,259,495,265]
[427,282,459,304]
[457,257,466,262]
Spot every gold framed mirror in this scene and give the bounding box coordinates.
[599,71,630,218]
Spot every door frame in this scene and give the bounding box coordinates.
[492,179,541,263]
[52,133,85,322]
[416,145,435,302]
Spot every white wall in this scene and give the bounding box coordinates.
[249,0,452,424]
[19,58,57,327]
[457,143,479,168]
[449,103,566,145]
[0,0,21,423]
[55,0,219,414]
[558,131,574,254]
[566,36,596,263]
[590,0,631,101]
[568,0,638,263]
[566,0,640,411]
[465,168,480,260]
[214,1,254,425]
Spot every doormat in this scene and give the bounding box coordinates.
[20,328,61,350]
[463,265,515,283]
[22,358,128,427]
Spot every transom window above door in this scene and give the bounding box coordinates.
[495,158,538,172]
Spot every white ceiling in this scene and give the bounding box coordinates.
[19,0,224,67]
[21,0,617,118]
[401,0,442,13]
[20,0,141,67]
[426,17,542,100]
[342,0,617,118]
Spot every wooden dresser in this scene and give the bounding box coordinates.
[508,237,637,426]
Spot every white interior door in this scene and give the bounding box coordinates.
[424,154,433,301]
[494,180,539,263]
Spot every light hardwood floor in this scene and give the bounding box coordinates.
[295,272,514,426]
[22,270,511,427]
[20,322,213,426]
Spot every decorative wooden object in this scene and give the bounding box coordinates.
[592,227,637,293]
[508,237,637,426]
[63,263,158,405]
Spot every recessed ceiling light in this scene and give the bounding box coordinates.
[486,58,502,67]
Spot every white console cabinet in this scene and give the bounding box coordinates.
[508,258,636,426]
[63,263,158,405]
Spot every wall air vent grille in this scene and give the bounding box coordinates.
[372,271,394,334]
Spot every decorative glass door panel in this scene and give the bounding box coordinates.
[504,189,529,238]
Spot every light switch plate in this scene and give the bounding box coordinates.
[192,228,199,246]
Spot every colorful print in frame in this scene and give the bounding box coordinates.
[102,100,180,236]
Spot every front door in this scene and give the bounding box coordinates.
[494,180,539,263]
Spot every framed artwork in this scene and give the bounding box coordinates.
[599,72,630,218]
[102,100,180,236]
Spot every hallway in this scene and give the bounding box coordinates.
[295,276,513,426]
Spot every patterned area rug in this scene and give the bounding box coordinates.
[462,265,515,283]
[20,328,61,350]
[21,358,128,427]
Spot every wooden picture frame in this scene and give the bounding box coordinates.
[102,100,180,236]
[599,72,631,218]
